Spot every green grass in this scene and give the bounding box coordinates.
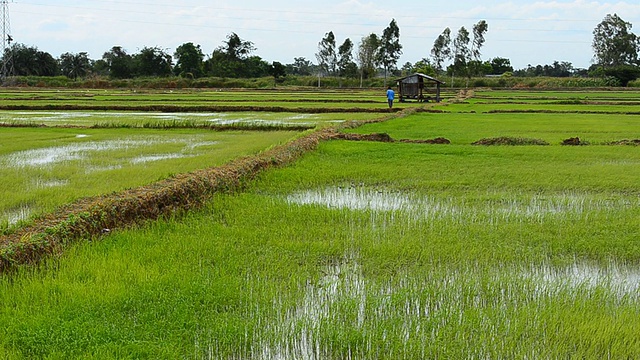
[2,138,639,358]
[0,110,376,128]
[1,89,640,358]
[0,127,299,230]
[347,112,640,144]
[0,88,440,112]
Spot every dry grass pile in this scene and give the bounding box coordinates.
[398,137,451,144]
[472,137,549,146]
[561,137,589,146]
[606,139,640,146]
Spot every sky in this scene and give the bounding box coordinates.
[6,0,640,71]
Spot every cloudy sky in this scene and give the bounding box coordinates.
[8,0,640,70]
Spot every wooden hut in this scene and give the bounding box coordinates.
[395,73,444,102]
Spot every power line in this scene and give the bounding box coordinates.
[18,0,610,23]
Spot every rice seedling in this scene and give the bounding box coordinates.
[0,110,375,129]
[0,127,299,230]
[1,89,639,358]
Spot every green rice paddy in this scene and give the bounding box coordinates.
[0,110,371,128]
[0,88,639,358]
[0,127,299,230]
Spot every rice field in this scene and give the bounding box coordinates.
[0,111,374,128]
[0,88,639,358]
[0,127,299,230]
[0,88,449,112]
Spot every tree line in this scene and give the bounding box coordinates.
[1,14,639,86]
[0,33,287,81]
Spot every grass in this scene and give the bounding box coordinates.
[345,112,640,145]
[0,127,299,230]
[2,139,639,357]
[0,88,447,113]
[0,110,376,129]
[1,89,640,358]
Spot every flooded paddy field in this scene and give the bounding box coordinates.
[1,89,639,358]
[0,126,299,229]
[0,110,370,128]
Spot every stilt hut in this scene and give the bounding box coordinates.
[395,73,444,102]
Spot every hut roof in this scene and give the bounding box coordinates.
[395,73,445,84]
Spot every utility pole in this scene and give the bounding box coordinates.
[1,0,14,82]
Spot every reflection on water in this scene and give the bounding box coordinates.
[130,154,192,164]
[286,186,637,223]
[0,111,325,126]
[2,137,216,168]
[248,251,640,359]
[5,138,178,167]
[2,205,32,225]
[523,262,640,298]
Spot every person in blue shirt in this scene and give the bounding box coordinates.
[386,86,395,109]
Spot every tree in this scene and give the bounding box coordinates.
[6,44,58,76]
[356,33,380,86]
[220,32,256,61]
[287,57,313,75]
[413,58,436,77]
[102,46,133,79]
[604,65,640,86]
[242,56,270,78]
[59,52,91,79]
[173,42,204,78]
[451,26,471,80]
[204,33,258,78]
[489,57,513,74]
[431,28,452,73]
[377,19,403,85]
[592,14,639,68]
[269,61,287,86]
[471,20,488,62]
[316,31,337,76]
[337,38,356,77]
[470,20,489,76]
[134,46,172,77]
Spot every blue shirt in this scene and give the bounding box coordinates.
[387,89,395,101]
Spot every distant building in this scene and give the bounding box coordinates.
[395,73,444,103]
